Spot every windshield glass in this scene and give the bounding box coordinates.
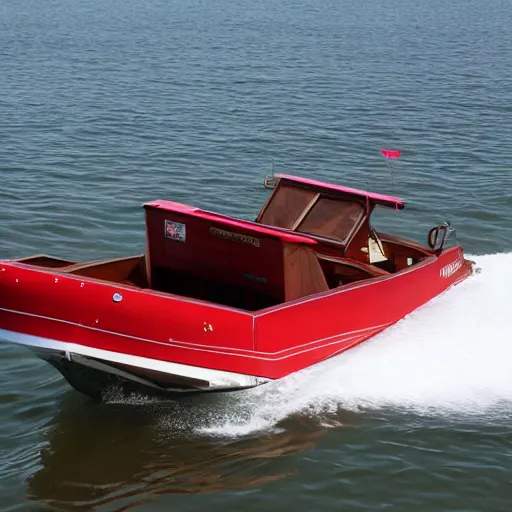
[296,197,365,243]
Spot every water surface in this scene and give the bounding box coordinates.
[1,0,511,510]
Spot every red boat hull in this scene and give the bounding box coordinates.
[0,246,473,396]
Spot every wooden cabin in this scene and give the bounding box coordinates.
[14,175,431,311]
[142,175,430,310]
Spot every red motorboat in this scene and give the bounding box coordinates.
[0,174,474,399]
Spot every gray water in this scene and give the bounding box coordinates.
[1,0,512,510]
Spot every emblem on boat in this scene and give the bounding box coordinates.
[209,227,260,247]
[440,252,464,279]
[112,292,123,303]
[165,220,186,242]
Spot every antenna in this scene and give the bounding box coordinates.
[263,157,276,189]
[364,180,370,215]
[381,148,400,195]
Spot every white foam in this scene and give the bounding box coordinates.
[198,252,512,436]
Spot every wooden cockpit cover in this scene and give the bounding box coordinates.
[273,174,405,209]
[257,174,404,245]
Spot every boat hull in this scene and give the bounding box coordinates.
[0,328,268,399]
[0,246,474,399]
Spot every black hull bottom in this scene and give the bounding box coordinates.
[46,357,178,401]
[34,349,249,401]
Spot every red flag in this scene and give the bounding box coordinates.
[381,149,401,159]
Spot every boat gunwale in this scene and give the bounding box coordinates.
[0,249,457,318]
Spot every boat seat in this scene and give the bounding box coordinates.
[58,255,149,288]
[316,253,390,288]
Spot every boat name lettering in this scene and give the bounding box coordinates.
[440,254,463,278]
[165,220,186,242]
[209,227,260,247]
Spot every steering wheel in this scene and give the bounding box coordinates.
[427,224,449,253]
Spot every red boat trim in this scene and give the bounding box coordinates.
[144,200,318,245]
[163,329,387,361]
[0,307,390,361]
[323,335,377,360]
[2,263,255,316]
[166,322,392,355]
[2,252,467,324]
[0,307,178,347]
[275,174,405,208]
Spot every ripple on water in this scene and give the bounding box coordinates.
[1,0,512,510]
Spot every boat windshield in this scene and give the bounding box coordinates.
[296,197,365,243]
[257,180,366,244]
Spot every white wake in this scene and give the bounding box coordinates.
[197,252,512,436]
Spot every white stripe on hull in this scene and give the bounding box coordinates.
[0,328,269,391]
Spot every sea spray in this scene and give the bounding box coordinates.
[192,252,512,437]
